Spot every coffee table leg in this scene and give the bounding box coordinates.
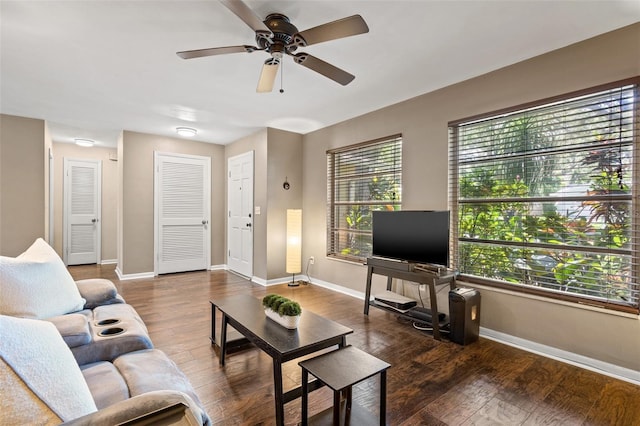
[301,369,309,426]
[273,358,285,426]
[220,314,228,366]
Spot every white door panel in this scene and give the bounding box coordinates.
[64,159,101,265]
[227,151,254,277]
[155,153,211,275]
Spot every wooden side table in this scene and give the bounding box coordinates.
[299,345,390,426]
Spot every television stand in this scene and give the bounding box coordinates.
[364,257,456,340]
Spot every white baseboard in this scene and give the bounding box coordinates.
[209,264,227,271]
[114,267,154,281]
[306,277,367,300]
[252,275,311,287]
[100,259,117,265]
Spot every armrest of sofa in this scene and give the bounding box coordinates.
[46,313,92,348]
[60,391,211,426]
[76,278,124,309]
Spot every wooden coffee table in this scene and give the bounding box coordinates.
[211,294,354,426]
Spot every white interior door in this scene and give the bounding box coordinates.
[227,151,254,277]
[64,158,101,265]
[155,152,211,275]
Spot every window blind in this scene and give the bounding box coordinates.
[327,135,402,261]
[449,81,639,313]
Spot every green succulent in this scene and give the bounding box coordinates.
[262,294,301,316]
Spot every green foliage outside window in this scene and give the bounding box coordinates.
[454,85,637,308]
[328,136,402,261]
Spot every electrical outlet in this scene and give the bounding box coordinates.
[309,256,315,265]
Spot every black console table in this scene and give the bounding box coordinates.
[364,258,456,340]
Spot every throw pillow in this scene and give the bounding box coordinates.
[0,238,85,319]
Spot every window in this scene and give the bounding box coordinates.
[449,81,639,313]
[327,135,402,262]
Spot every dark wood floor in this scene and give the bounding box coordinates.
[69,265,640,426]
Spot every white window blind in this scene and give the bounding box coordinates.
[327,135,402,261]
[449,81,639,313]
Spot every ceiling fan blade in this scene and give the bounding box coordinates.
[219,0,272,38]
[294,15,369,47]
[177,45,257,59]
[292,53,355,86]
[257,59,280,93]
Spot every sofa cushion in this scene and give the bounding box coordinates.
[0,315,97,422]
[81,361,130,409]
[46,313,92,348]
[0,238,85,319]
[76,278,123,309]
[113,349,205,408]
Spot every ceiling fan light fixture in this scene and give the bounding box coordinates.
[176,127,197,137]
[74,138,95,147]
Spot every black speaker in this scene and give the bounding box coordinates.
[449,288,480,345]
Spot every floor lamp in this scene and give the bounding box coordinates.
[286,209,302,287]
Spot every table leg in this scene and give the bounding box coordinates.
[333,390,340,425]
[210,303,216,346]
[364,266,374,315]
[272,358,285,426]
[380,370,387,426]
[428,278,441,340]
[301,369,309,426]
[220,314,228,366]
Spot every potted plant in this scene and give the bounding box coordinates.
[262,294,302,329]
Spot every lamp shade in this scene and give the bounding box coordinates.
[286,209,302,274]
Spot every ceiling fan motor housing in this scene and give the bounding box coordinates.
[258,14,300,55]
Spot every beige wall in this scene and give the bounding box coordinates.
[0,114,45,256]
[302,23,640,372]
[224,128,303,281]
[119,131,225,276]
[266,128,303,279]
[51,143,118,261]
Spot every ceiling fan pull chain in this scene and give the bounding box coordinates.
[280,57,285,94]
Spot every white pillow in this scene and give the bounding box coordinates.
[0,315,97,421]
[0,238,85,319]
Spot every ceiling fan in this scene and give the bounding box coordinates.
[177,0,369,93]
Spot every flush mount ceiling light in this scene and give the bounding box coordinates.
[176,127,197,137]
[74,138,95,147]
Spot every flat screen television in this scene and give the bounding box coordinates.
[372,210,450,267]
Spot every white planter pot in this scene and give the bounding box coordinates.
[264,308,300,329]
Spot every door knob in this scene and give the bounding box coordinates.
[202,220,208,225]
[246,223,252,227]
[91,218,98,223]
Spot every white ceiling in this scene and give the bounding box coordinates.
[1,1,639,147]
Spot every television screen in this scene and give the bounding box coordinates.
[372,210,449,267]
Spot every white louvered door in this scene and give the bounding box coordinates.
[64,158,101,265]
[155,152,211,275]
